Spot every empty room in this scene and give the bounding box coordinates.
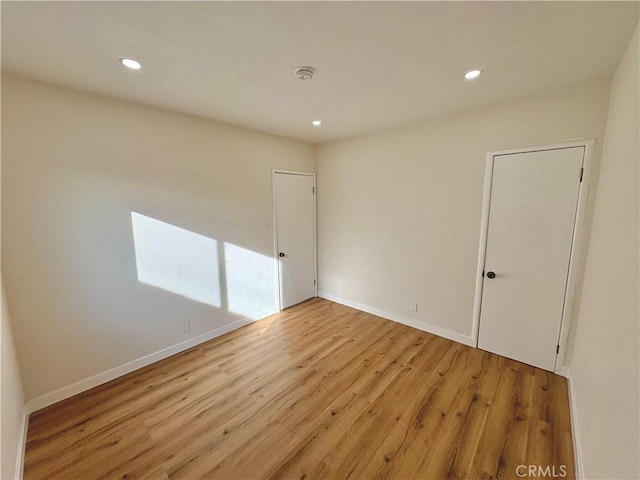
[1,2,638,479]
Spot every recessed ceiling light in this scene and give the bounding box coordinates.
[311,120,322,127]
[120,58,142,70]
[464,69,482,80]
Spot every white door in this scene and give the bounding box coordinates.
[273,171,316,309]
[478,147,584,371]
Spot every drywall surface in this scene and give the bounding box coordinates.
[1,74,315,400]
[1,281,25,480]
[568,25,639,479]
[317,79,611,340]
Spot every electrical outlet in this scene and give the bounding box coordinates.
[181,321,191,334]
[409,301,418,313]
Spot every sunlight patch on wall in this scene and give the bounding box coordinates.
[224,242,276,318]
[131,212,221,307]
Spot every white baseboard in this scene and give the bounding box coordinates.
[14,406,29,480]
[317,291,475,347]
[24,308,278,415]
[565,367,584,479]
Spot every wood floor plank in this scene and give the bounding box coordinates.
[263,391,371,480]
[24,298,575,480]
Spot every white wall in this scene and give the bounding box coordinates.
[1,74,315,401]
[1,283,26,480]
[317,79,611,343]
[1,131,27,479]
[568,25,639,479]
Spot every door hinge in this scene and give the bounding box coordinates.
[314,279,316,286]
[482,270,485,277]
[556,344,560,354]
[579,168,584,183]
[312,187,315,194]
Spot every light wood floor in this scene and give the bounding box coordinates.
[24,298,574,480]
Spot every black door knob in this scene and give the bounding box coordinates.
[279,252,286,258]
[486,271,496,279]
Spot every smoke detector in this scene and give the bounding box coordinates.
[295,66,315,80]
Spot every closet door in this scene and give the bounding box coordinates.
[478,147,584,371]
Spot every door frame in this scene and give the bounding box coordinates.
[471,139,595,374]
[271,168,317,311]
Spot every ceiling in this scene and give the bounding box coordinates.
[2,2,638,144]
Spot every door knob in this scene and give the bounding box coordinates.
[279,252,286,258]
[486,271,496,279]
